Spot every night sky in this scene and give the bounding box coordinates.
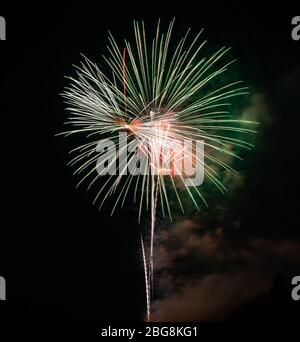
[1,1,300,333]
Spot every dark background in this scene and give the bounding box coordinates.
[0,1,299,334]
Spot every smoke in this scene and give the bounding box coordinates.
[241,93,272,124]
[151,220,300,322]
[149,91,300,322]
[152,272,270,322]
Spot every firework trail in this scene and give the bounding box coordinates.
[150,172,159,302]
[140,232,150,322]
[60,19,256,321]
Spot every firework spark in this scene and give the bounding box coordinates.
[60,19,256,321]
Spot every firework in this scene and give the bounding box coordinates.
[60,19,256,322]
